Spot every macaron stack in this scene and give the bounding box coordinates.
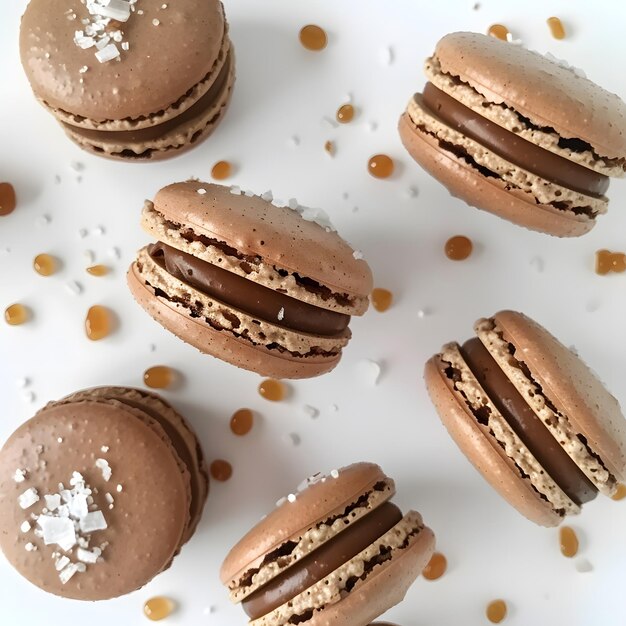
[399,32,626,236]
[221,463,435,626]
[19,0,234,160]
[128,181,373,378]
[0,386,207,599]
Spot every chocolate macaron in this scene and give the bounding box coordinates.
[399,32,626,236]
[128,182,373,379]
[221,463,435,626]
[20,0,234,160]
[425,310,626,526]
[0,386,208,599]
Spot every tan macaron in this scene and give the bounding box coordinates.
[424,310,626,526]
[221,462,435,626]
[399,32,626,236]
[0,386,208,600]
[128,181,373,379]
[20,0,234,160]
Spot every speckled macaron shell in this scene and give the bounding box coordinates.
[490,310,626,485]
[424,348,567,527]
[221,463,395,600]
[151,182,373,310]
[20,0,225,124]
[0,399,190,600]
[433,32,626,163]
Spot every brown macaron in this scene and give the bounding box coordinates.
[220,462,435,626]
[424,310,626,526]
[127,181,373,379]
[20,0,234,160]
[399,32,626,237]
[0,386,208,600]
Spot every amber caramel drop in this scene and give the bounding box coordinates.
[445,235,473,261]
[422,552,447,580]
[5,303,30,326]
[367,154,394,179]
[210,459,233,481]
[486,599,507,623]
[559,526,579,558]
[144,366,174,389]
[595,250,626,275]
[258,378,286,401]
[0,182,16,216]
[211,160,232,180]
[231,408,254,436]
[299,24,327,51]
[371,288,393,312]
[86,264,109,276]
[33,253,58,276]
[547,16,566,39]
[144,596,176,621]
[488,24,509,40]
[612,483,626,501]
[324,140,336,156]
[336,104,354,124]
[85,305,113,341]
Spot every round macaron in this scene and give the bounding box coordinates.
[20,0,234,160]
[127,181,373,379]
[0,386,208,600]
[220,462,435,626]
[424,310,626,526]
[399,32,626,237]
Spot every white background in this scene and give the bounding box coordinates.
[2,1,626,625]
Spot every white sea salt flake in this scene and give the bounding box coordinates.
[229,186,242,195]
[14,469,27,483]
[105,493,114,504]
[59,562,79,584]
[261,190,273,202]
[299,207,336,232]
[328,403,338,412]
[80,511,107,533]
[77,547,101,563]
[575,558,593,573]
[76,562,87,573]
[34,214,51,227]
[84,250,95,264]
[19,488,39,510]
[68,493,89,519]
[283,432,300,446]
[287,493,297,503]
[78,228,88,238]
[45,494,61,511]
[38,516,76,550]
[358,359,381,385]
[116,484,123,492]
[107,246,121,259]
[95,35,111,50]
[353,250,364,260]
[417,308,429,319]
[365,121,378,132]
[277,307,285,321]
[322,116,338,129]
[301,404,319,419]
[121,42,129,51]
[152,18,160,25]
[203,606,217,615]
[330,469,339,479]
[197,188,207,195]
[95,458,112,481]
[22,390,36,404]
[64,280,83,295]
[21,521,31,533]
[93,225,105,236]
[244,189,255,197]
[90,0,131,21]
[55,555,70,571]
[95,43,120,63]
[275,496,287,507]
[111,30,123,42]
[288,198,299,210]
[25,542,37,552]
[379,45,394,65]
[101,446,109,453]
[16,377,30,388]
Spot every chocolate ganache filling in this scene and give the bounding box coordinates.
[148,242,350,336]
[460,338,597,506]
[242,502,403,619]
[420,83,609,198]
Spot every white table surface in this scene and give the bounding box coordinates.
[2,1,626,624]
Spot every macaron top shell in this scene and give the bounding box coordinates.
[220,462,393,587]
[434,32,626,160]
[152,181,373,298]
[493,310,626,481]
[0,400,189,600]
[20,0,225,121]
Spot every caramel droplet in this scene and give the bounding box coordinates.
[371,288,393,312]
[486,599,507,623]
[368,154,394,179]
[595,250,626,275]
[144,366,174,389]
[144,596,176,621]
[210,459,233,481]
[85,305,113,340]
[422,552,447,580]
[612,483,626,501]
[0,182,16,216]
[33,253,58,276]
[488,24,509,40]
[231,408,254,436]
[547,16,566,39]
[211,160,232,180]
[86,264,109,276]
[258,378,286,401]
[559,526,579,558]
[445,235,473,261]
[5,303,30,326]
[324,140,336,156]
[336,104,354,124]
[299,24,327,51]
